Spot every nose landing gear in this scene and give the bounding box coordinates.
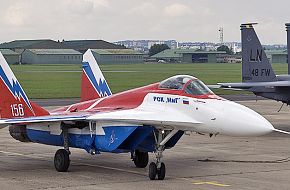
[148,149,166,180]
[148,129,178,180]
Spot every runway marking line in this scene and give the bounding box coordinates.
[180,178,230,187]
[74,162,146,176]
[192,181,230,187]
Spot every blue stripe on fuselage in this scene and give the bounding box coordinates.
[27,129,95,153]
[27,125,150,153]
[26,126,184,154]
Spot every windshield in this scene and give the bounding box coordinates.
[184,79,213,95]
[159,75,194,90]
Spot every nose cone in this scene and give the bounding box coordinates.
[216,101,274,136]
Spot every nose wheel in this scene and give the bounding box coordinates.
[148,129,178,180]
[148,146,166,180]
[149,162,166,180]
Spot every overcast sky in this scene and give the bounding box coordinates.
[0,0,289,44]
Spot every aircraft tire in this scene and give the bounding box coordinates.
[157,162,166,180]
[133,150,149,168]
[149,162,157,180]
[54,149,70,172]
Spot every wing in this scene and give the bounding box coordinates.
[86,108,202,131]
[0,107,202,132]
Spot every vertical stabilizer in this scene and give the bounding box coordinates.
[241,23,276,82]
[0,53,49,119]
[81,49,112,102]
[286,23,290,74]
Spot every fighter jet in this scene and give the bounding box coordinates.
[0,50,286,181]
[218,23,290,105]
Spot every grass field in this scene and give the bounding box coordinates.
[10,63,288,99]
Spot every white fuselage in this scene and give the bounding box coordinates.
[88,93,274,137]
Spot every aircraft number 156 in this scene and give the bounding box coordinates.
[10,104,24,117]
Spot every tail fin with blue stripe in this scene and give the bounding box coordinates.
[0,52,49,119]
[81,49,112,102]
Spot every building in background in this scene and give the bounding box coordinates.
[265,50,287,63]
[116,40,177,53]
[151,49,226,63]
[0,40,65,53]
[216,54,242,63]
[0,39,127,64]
[91,49,144,64]
[62,40,126,53]
[0,49,19,64]
[1,39,286,64]
[21,49,82,64]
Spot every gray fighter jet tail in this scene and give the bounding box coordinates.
[217,23,290,104]
[241,23,276,82]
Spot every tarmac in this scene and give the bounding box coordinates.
[0,97,290,190]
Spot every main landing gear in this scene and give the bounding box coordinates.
[132,150,149,168]
[148,129,178,180]
[54,124,70,172]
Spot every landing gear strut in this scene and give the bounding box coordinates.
[132,150,149,168]
[54,123,70,172]
[148,129,178,180]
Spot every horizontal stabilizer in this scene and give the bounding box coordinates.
[0,113,89,128]
[208,84,245,91]
[218,80,290,89]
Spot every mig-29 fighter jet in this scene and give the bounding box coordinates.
[0,50,285,180]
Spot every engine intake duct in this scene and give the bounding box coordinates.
[9,125,31,142]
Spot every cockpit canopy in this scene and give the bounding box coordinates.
[159,75,214,95]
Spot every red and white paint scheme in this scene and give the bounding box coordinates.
[0,50,286,180]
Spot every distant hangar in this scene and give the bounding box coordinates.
[0,49,19,64]
[91,49,143,64]
[0,39,143,65]
[151,49,226,63]
[2,39,287,65]
[21,49,82,64]
[265,50,287,64]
